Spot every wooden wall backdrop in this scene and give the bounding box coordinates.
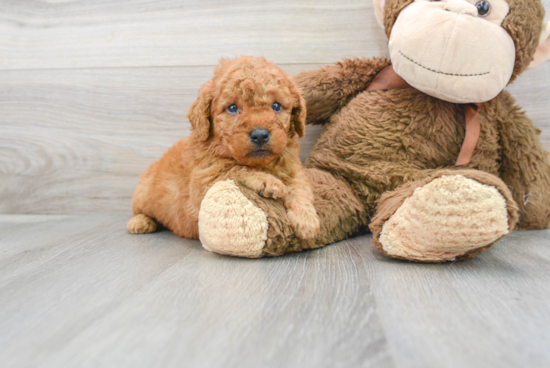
[1,0,549,215]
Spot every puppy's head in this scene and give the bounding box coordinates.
[187,56,306,167]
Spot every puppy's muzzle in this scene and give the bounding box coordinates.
[249,129,270,146]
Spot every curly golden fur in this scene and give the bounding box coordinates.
[127,56,319,240]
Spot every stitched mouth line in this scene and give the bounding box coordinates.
[399,51,490,77]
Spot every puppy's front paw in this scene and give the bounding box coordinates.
[287,208,320,240]
[256,177,287,199]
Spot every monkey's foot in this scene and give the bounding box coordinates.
[370,171,519,262]
[199,179,319,258]
[198,180,269,258]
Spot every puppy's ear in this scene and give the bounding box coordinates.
[187,81,214,142]
[290,82,307,138]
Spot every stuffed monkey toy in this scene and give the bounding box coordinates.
[198,0,550,262]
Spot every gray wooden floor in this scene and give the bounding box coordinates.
[2,1,550,367]
[1,215,549,368]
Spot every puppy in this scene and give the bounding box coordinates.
[127,56,320,241]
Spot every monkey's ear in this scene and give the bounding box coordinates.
[528,22,550,70]
[187,81,214,142]
[373,0,386,29]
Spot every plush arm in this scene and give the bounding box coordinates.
[294,57,390,125]
[497,92,550,230]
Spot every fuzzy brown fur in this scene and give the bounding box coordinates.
[128,56,319,240]
[300,57,550,259]
[213,1,550,261]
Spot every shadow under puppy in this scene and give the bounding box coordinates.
[127,56,320,249]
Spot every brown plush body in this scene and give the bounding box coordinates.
[128,57,319,242]
[197,0,550,261]
[303,57,550,231]
[299,57,550,258]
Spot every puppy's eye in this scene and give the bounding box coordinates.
[272,102,282,113]
[226,104,239,115]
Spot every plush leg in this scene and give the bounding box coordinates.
[198,168,367,258]
[370,170,519,262]
[127,214,158,234]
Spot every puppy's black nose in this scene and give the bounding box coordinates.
[249,129,270,146]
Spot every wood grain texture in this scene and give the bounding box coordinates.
[0,0,549,214]
[0,64,325,214]
[1,215,550,367]
[363,230,550,368]
[1,63,549,214]
[0,0,388,70]
[0,215,393,368]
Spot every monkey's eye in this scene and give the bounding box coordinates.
[226,104,239,115]
[272,102,282,113]
[475,1,491,17]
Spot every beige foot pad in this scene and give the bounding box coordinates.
[198,180,269,258]
[380,175,509,262]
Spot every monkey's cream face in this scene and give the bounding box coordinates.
[389,0,515,103]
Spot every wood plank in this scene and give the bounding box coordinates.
[361,230,550,368]
[2,215,550,367]
[2,0,546,72]
[0,64,326,214]
[0,215,393,368]
[1,61,549,214]
[1,0,549,214]
[0,0,388,70]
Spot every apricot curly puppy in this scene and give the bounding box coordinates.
[128,56,320,242]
